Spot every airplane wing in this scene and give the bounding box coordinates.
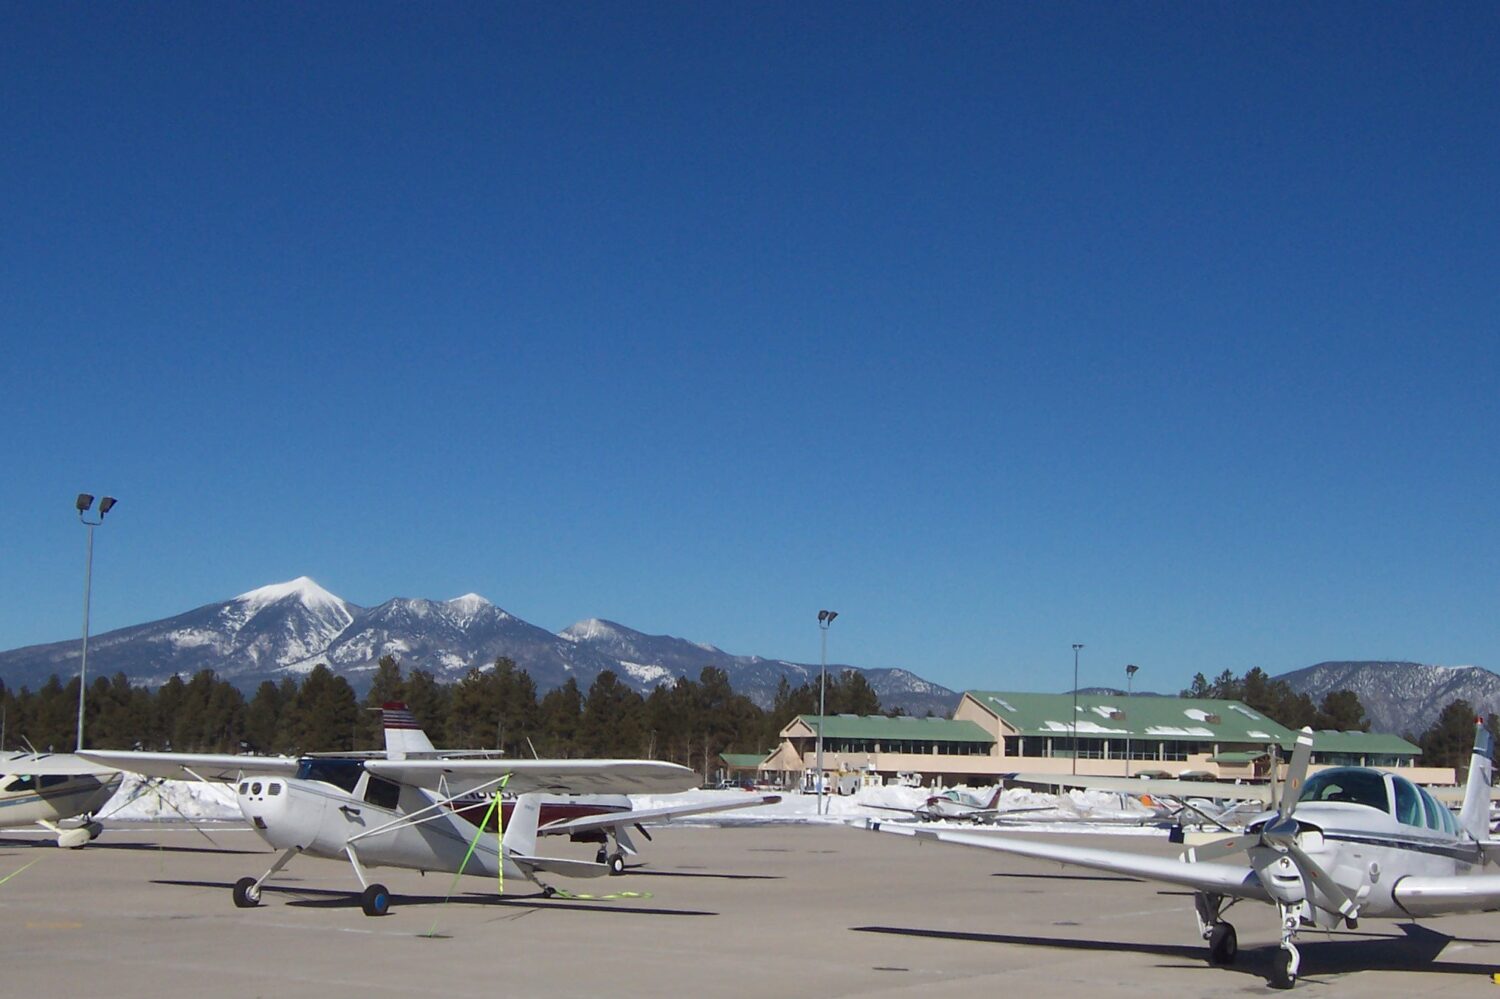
[538,794,783,836]
[0,752,119,777]
[365,758,701,795]
[1004,772,1271,803]
[509,853,611,879]
[1391,873,1500,916]
[871,821,1270,901]
[79,749,300,782]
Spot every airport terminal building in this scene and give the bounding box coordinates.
[759,690,1441,789]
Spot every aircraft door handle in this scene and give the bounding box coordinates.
[340,805,362,818]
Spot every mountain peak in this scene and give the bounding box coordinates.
[235,577,347,614]
[560,618,633,642]
[447,593,492,610]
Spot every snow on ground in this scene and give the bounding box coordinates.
[96,778,1171,836]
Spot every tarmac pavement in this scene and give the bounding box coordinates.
[1,822,1498,997]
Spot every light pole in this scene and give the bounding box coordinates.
[1124,663,1139,776]
[75,493,117,752]
[1071,643,1084,775]
[815,609,838,815]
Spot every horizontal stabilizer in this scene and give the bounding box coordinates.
[509,854,611,880]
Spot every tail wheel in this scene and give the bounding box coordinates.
[232,876,261,908]
[360,883,391,917]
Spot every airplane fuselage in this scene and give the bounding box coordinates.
[236,766,526,881]
[0,759,121,832]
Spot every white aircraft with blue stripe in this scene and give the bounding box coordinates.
[873,719,1500,989]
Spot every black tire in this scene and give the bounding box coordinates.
[608,853,625,875]
[1208,923,1237,966]
[86,822,104,841]
[1270,949,1296,990]
[232,876,261,908]
[361,883,391,917]
[596,848,609,864]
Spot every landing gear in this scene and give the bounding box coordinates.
[1272,902,1302,990]
[361,883,391,917]
[1194,892,1240,967]
[232,876,261,908]
[1207,922,1238,966]
[1272,948,1297,990]
[608,853,625,876]
[596,848,608,864]
[231,846,299,910]
[86,820,104,841]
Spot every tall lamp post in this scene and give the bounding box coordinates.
[75,493,117,752]
[1071,643,1084,775]
[815,609,838,816]
[1124,663,1139,776]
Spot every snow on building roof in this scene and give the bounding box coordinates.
[786,715,995,743]
[963,690,1302,746]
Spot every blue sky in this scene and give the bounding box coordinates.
[3,3,1498,696]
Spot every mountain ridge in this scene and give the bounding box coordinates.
[0,578,958,716]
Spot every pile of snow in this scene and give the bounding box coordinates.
[101,775,241,822]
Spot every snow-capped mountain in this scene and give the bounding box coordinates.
[1277,660,1500,737]
[0,578,958,714]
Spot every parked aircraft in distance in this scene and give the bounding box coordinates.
[875,722,1500,989]
[864,786,1052,824]
[0,752,121,847]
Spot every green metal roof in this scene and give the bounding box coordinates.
[719,753,770,768]
[792,714,994,743]
[1209,750,1269,763]
[965,691,1299,747]
[1308,730,1420,756]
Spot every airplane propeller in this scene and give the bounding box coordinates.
[1183,728,1359,922]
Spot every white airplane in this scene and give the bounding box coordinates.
[376,702,780,873]
[81,704,779,911]
[0,752,122,848]
[873,720,1500,989]
[865,786,1054,824]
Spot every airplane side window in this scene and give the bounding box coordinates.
[1393,777,1423,827]
[1299,768,1389,812]
[364,775,401,810]
[39,774,69,789]
[2,775,35,792]
[1417,787,1443,831]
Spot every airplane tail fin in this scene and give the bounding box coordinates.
[985,785,1005,810]
[1458,717,1494,842]
[502,792,542,859]
[380,702,437,761]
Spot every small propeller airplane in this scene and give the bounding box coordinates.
[864,786,1054,824]
[872,719,1500,989]
[0,751,122,848]
[80,703,779,913]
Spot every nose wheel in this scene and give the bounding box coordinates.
[1271,903,1302,989]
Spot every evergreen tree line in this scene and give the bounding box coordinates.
[0,656,890,777]
[1182,667,1493,770]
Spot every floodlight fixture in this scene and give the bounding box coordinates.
[98,496,117,517]
[76,493,94,513]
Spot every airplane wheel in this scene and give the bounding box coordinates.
[86,821,104,841]
[361,883,391,917]
[542,885,557,898]
[232,877,261,908]
[1271,949,1296,990]
[1208,923,1237,966]
[608,853,625,875]
[596,848,609,864]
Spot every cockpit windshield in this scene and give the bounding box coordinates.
[295,758,364,793]
[1298,768,1390,812]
